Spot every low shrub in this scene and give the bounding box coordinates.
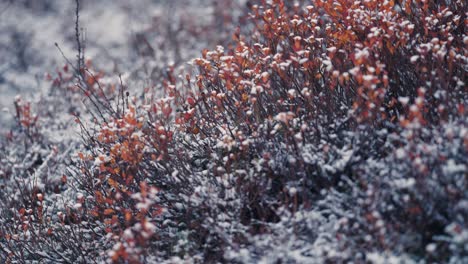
[1,0,467,262]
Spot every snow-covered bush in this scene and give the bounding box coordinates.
[1,0,467,263]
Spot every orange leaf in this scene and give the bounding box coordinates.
[104,208,115,215]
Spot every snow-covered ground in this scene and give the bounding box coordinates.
[0,0,172,129]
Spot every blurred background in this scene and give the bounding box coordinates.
[0,0,245,129]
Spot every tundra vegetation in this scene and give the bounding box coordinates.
[0,0,467,263]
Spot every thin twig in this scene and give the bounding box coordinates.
[75,0,84,73]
